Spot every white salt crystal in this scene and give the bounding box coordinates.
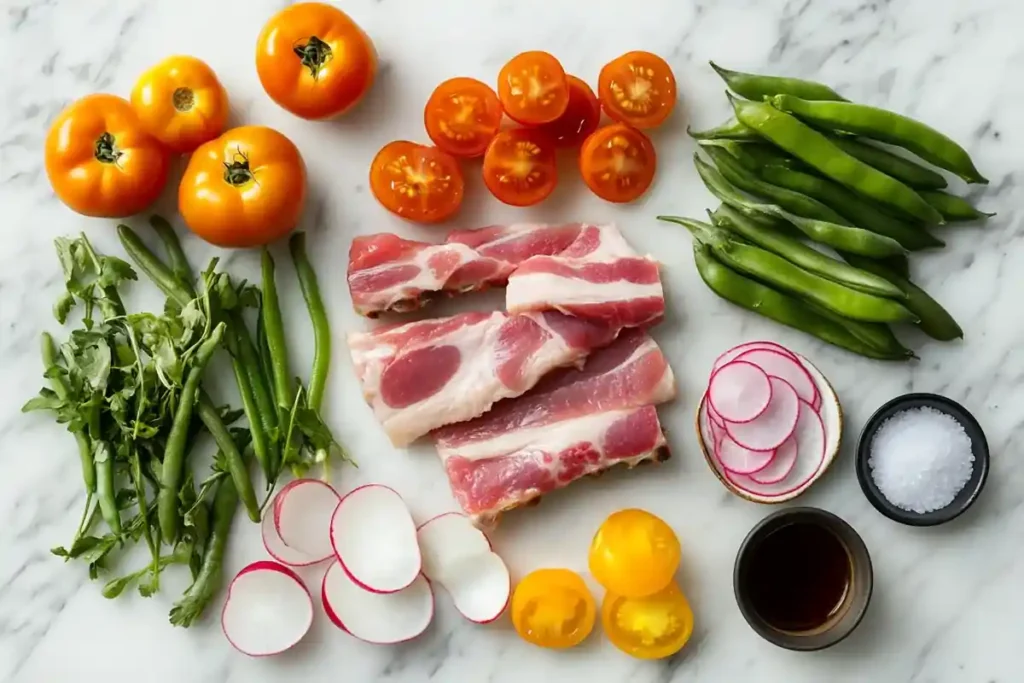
[868,406,974,514]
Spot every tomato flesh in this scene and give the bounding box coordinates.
[588,508,679,596]
[482,128,558,207]
[498,51,569,125]
[370,141,464,223]
[424,77,503,158]
[512,569,596,649]
[537,75,601,148]
[599,51,677,129]
[602,582,694,660]
[579,124,657,204]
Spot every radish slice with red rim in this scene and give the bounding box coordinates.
[221,561,313,657]
[724,377,799,452]
[713,341,798,372]
[728,399,826,497]
[716,433,776,475]
[735,348,819,408]
[331,485,421,594]
[706,398,727,428]
[262,508,320,567]
[321,561,434,644]
[417,513,510,624]
[747,434,798,485]
[708,360,772,423]
[273,479,340,562]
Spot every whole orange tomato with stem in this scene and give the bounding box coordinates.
[178,126,306,247]
[497,51,569,125]
[579,123,657,203]
[602,582,694,660]
[424,77,503,158]
[598,51,677,129]
[256,2,376,120]
[482,128,558,207]
[588,508,680,597]
[369,141,464,224]
[511,569,596,649]
[44,94,170,218]
[537,75,601,148]
[130,55,229,153]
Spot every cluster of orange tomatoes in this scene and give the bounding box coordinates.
[510,509,694,659]
[370,50,678,224]
[43,3,375,248]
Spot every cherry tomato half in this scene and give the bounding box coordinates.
[588,508,680,597]
[511,568,596,649]
[497,51,569,125]
[370,141,464,223]
[598,51,677,129]
[602,582,694,660]
[424,77,503,158]
[579,124,657,204]
[482,128,558,207]
[537,75,601,148]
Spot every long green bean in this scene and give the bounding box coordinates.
[260,249,293,412]
[289,232,330,412]
[827,136,947,190]
[41,332,95,493]
[710,61,846,101]
[919,190,994,222]
[197,392,260,523]
[149,216,196,296]
[117,225,193,308]
[687,117,759,141]
[94,441,122,535]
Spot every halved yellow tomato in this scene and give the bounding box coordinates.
[588,508,680,597]
[601,582,694,660]
[511,569,596,649]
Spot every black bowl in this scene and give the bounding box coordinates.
[856,393,989,526]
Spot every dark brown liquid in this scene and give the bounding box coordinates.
[743,521,851,632]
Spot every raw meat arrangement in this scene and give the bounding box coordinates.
[433,329,676,522]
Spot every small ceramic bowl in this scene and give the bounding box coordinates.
[734,507,873,651]
[856,392,990,527]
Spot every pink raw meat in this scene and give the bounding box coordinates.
[432,330,675,521]
[348,310,619,446]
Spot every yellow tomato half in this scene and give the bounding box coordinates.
[601,582,694,660]
[588,509,680,597]
[511,569,596,649]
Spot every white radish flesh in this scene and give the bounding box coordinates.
[735,348,819,408]
[706,399,727,428]
[713,341,797,372]
[262,508,320,567]
[331,485,421,593]
[221,561,313,657]
[748,434,798,485]
[728,399,826,497]
[274,479,340,562]
[321,561,434,644]
[708,361,772,423]
[725,377,800,452]
[716,433,776,475]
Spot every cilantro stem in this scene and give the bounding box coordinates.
[260,249,293,412]
[197,391,260,523]
[41,332,96,493]
[288,232,330,412]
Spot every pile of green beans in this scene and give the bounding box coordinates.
[662,62,989,359]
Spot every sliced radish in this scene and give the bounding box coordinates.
[330,485,421,594]
[708,361,772,423]
[728,399,826,497]
[812,390,822,413]
[748,434,798,485]
[273,479,340,562]
[735,348,819,408]
[262,508,320,567]
[221,561,313,657]
[706,398,727,428]
[321,561,434,644]
[716,433,776,474]
[713,340,797,372]
[725,377,799,452]
[417,513,510,624]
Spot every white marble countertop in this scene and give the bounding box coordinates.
[2,0,1023,681]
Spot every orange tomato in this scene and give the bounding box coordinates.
[369,141,464,224]
[482,128,558,207]
[511,569,596,649]
[598,51,677,129]
[579,124,657,203]
[130,55,228,153]
[44,94,170,218]
[588,509,679,597]
[424,77,503,158]
[601,582,694,660]
[537,75,601,148]
[256,2,376,120]
[178,126,306,247]
[497,51,569,125]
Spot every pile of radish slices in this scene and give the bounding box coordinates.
[697,341,842,503]
[222,481,511,656]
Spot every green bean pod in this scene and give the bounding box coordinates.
[843,255,964,341]
[117,225,194,307]
[289,232,331,412]
[94,440,122,535]
[41,333,96,493]
[801,300,915,358]
[223,326,273,483]
[919,190,994,222]
[699,139,800,172]
[687,117,759,141]
[828,136,947,190]
[694,153,907,258]
[729,95,945,224]
[710,61,847,102]
[771,95,988,185]
[692,243,911,360]
[197,392,260,524]
[260,249,293,412]
[149,216,196,297]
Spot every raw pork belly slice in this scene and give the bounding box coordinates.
[432,329,676,521]
[347,310,619,446]
[506,224,664,328]
[347,224,587,317]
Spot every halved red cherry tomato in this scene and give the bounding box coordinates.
[537,75,601,148]
[497,51,569,125]
[598,51,677,129]
[511,568,596,649]
[482,128,558,207]
[589,509,680,597]
[424,77,503,158]
[369,141,464,223]
[602,582,694,660]
[579,124,657,204]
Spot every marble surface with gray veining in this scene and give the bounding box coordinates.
[2,0,1023,681]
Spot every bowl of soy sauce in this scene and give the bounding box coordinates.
[733,507,873,651]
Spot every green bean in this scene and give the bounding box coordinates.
[197,392,260,523]
[710,61,847,102]
[843,255,963,341]
[149,216,196,297]
[117,225,194,308]
[42,333,95,493]
[289,232,330,412]
[698,139,800,172]
[260,249,293,412]
[919,190,994,222]
[687,117,759,141]
[699,205,904,299]
[827,136,947,190]
[703,146,852,225]
[158,322,226,543]
[691,243,911,360]
[223,325,273,483]
[771,95,987,185]
[801,300,914,358]
[231,311,278,461]
[93,441,122,535]
[729,94,945,224]
[757,166,944,250]
[694,153,906,258]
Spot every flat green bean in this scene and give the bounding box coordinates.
[919,190,994,222]
[699,139,800,172]
[687,117,759,141]
[828,136,947,190]
[710,61,847,101]
[801,300,914,358]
